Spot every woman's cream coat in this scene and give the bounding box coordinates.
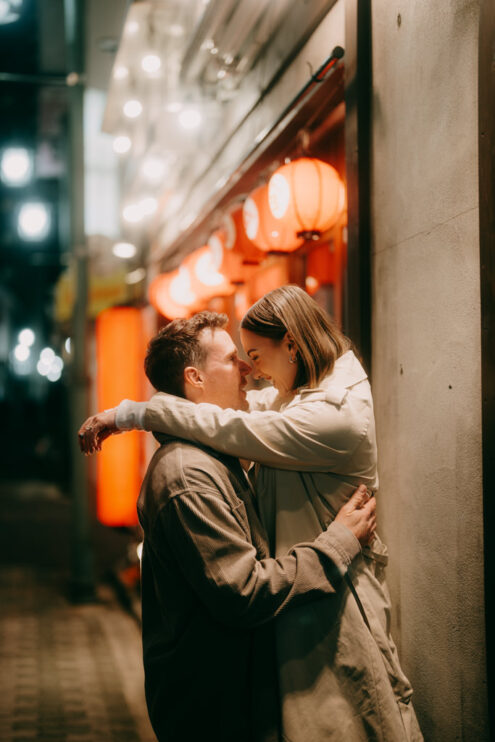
[143,351,423,742]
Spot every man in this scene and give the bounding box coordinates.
[80,312,375,742]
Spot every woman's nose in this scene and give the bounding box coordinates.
[239,360,252,376]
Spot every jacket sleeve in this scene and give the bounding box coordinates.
[143,391,372,472]
[157,486,360,628]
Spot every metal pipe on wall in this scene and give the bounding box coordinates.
[64,0,95,602]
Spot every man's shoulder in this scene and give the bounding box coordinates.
[145,439,244,502]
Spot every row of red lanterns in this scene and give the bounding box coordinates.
[149,157,346,319]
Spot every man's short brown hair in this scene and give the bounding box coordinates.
[144,311,228,397]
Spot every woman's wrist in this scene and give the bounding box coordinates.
[115,399,148,430]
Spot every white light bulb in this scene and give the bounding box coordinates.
[1,148,32,186]
[123,99,143,119]
[50,356,63,373]
[126,267,146,285]
[126,20,139,35]
[141,156,167,184]
[37,359,50,376]
[40,347,55,363]
[123,197,157,224]
[18,328,35,346]
[178,108,201,130]
[113,135,131,154]
[14,344,30,362]
[47,368,61,382]
[141,54,161,74]
[112,242,137,259]
[18,203,50,240]
[0,0,21,25]
[123,203,142,224]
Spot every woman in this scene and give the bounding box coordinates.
[80,285,422,742]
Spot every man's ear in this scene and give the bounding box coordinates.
[183,366,204,390]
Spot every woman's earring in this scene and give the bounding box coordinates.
[289,356,297,364]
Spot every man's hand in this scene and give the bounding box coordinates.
[334,484,376,546]
[78,408,119,454]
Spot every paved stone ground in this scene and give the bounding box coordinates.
[0,568,155,742]
[0,482,156,742]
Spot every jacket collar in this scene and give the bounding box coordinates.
[321,350,368,389]
[288,351,368,408]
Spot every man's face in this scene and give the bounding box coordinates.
[196,328,251,410]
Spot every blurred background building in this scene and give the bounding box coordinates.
[0,1,493,740]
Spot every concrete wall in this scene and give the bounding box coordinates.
[370,1,487,739]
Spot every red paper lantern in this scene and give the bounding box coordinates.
[268,157,345,240]
[207,226,245,284]
[148,268,200,320]
[243,184,303,252]
[184,245,235,300]
[229,206,265,264]
[96,307,147,526]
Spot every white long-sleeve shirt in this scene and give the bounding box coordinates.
[116,349,377,481]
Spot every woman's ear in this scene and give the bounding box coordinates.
[283,331,297,353]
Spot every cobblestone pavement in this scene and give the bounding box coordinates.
[0,567,156,742]
[0,481,156,742]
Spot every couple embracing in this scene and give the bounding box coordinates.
[80,285,423,742]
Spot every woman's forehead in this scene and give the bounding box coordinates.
[241,331,284,359]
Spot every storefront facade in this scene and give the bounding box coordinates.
[87,0,493,738]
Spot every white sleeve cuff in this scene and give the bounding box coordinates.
[115,399,148,430]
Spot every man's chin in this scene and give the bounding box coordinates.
[237,393,249,411]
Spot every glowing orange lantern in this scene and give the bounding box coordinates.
[243,184,303,252]
[268,157,345,240]
[208,225,245,284]
[184,245,235,300]
[229,206,265,264]
[148,267,201,320]
[96,307,147,527]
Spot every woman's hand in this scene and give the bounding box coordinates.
[78,408,120,454]
[334,485,376,546]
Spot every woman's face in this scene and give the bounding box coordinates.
[240,328,298,396]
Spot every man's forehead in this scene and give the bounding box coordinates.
[198,327,235,355]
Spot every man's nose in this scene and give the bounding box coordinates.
[239,360,252,376]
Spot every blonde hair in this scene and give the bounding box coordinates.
[241,285,351,389]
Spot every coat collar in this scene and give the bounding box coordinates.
[287,351,369,408]
[320,350,368,390]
